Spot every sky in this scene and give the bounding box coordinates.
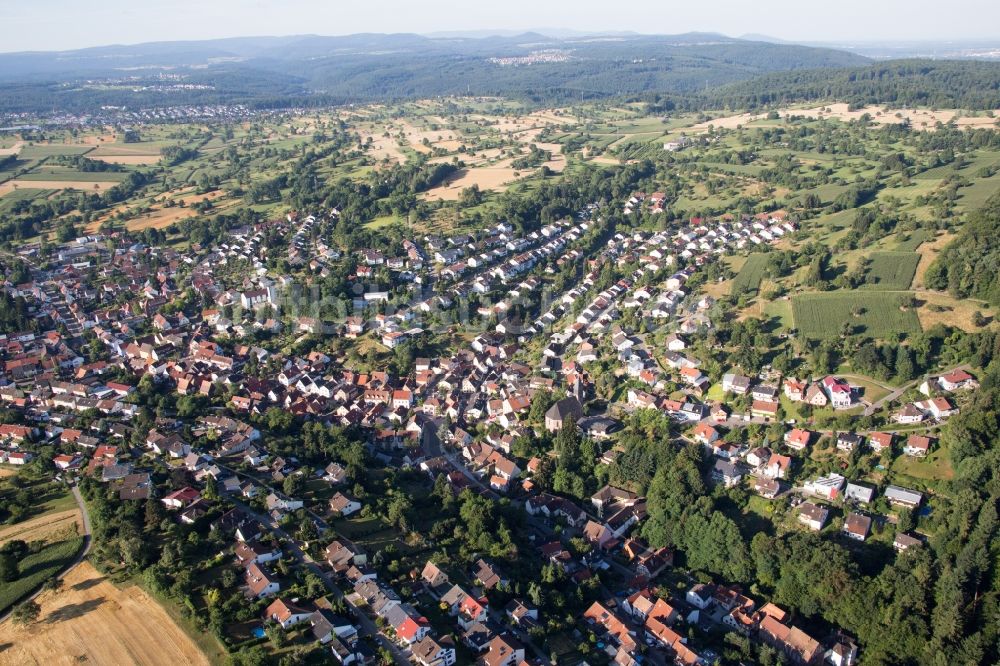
[1,0,998,53]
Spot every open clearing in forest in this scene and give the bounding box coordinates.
[0,562,211,666]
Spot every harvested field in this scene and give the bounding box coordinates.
[0,180,119,197]
[688,103,1000,133]
[89,154,160,165]
[0,141,24,156]
[0,562,211,666]
[792,291,922,338]
[361,129,407,164]
[916,291,990,332]
[85,190,230,233]
[0,509,81,547]
[421,159,521,201]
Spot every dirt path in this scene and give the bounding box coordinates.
[0,141,24,157]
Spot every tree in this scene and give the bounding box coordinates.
[896,507,916,533]
[283,473,304,497]
[894,346,916,381]
[11,599,40,625]
[0,551,18,582]
[144,497,166,531]
[264,621,285,647]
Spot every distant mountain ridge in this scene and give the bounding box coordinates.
[0,31,874,113]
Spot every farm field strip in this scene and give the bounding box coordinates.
[792,291,922,338]
[730,253,770,296]
[861,252,920,290]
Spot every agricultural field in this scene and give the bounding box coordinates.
[0,537,84,616]
[860,252,920,290]
[730,253,770,296]
[0,509,81,547]
[792,291,923,338]
[894,229,929,251]
[0,562,213,666]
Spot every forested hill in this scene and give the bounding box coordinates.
[5,33,1000,113]
[0,32,868,113]
[925,190,1000,306]
[695,60,1000,111]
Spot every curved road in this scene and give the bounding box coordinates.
[0,484,92,623]
[862,364,971,416]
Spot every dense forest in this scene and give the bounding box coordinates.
[3,33,1000,113]
[0,32,867,113]
[692,60,1000,111]
[925,190,1000,305]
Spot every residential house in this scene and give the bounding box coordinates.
[842,513,871,541]
[413,635,457,666]
[885,485,923,509]
[804,473,844,500]
[479,634,525,666]
[784,428,811,451]
[245,562,280,599]
[421,561,450,589]
[798,502,829,531]
[330,492,362,516]
[904,434,932,457]
[265,598,313,629]
[844,482,875,505]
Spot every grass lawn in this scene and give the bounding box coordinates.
[0,536,84,615]
[792,291,922,339]
[745,494,780,522]
[366,215,400,229]
[17,145,94,158]
[844,376,893,403]
[763,298,794,330]
[37,485,77,514]
[891,447,954,484]
[705,383,726,403]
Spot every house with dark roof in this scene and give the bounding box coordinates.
[544,396,583,433]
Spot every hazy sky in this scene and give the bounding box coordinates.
[2,0,998,52]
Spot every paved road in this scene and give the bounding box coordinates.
[0,484,92,624]
[425,426,492,493]
[863,364,971,416]
[231,499,411,665]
